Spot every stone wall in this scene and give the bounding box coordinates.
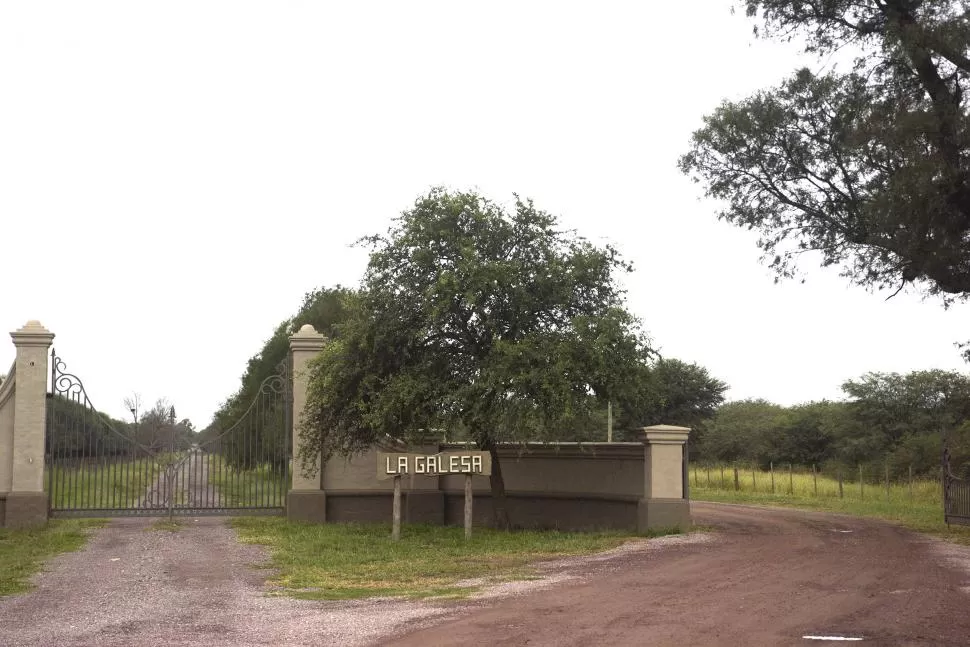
[303,428,690,533]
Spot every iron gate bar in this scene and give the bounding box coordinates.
[46,349,292,518]
[943,446,970,527]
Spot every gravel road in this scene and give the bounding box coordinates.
[2,503,969,646]
[0,517,455,647]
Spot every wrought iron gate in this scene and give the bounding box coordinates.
[943,446,970,526]
[45,349,292,518]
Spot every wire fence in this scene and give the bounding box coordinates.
[690,462,944,505]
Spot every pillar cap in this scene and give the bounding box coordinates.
[10,320,54,346]
[289,323,326,350]
[640,425,690,445]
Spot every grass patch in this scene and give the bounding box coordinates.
[229,517,674,600]
[689,465,970,544]
[0,519,106,596]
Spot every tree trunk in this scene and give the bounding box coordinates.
[486,443,511,530]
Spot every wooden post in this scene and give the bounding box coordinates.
[909,465,913,501]
[885,459,890,502]
[733,467,739,491]
[464,473,473,540]
[859,464,864,500]
[789,463,794,495]
[392,475,402,541]
[706,467,710,487]
[838,468,844,498]
[752,468,756,491]
[812,464,818,497]
[720,466,724,489]
[770,462,775,494]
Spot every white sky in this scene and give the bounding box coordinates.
[3,1,969,427]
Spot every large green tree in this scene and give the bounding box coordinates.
[297,188,654,528]
[681,1,970,303]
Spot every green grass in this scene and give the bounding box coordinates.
[207,455,289,508]
[45,458,159,510]
[0,519,106,596]
[690,465,970,544]
[230,517,675,600]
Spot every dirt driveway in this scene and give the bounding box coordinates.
[387,503,970,647]
[1,504,969,646]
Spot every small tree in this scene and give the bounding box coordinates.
[298,188,654,528]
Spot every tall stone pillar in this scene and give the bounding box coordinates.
[6,321,55,528]
[287,324,327,522]
[637,424,691,532]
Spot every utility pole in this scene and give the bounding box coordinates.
[607,401,613,443]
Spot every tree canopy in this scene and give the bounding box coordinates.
[680,1,970,303]
[298,188,655,527]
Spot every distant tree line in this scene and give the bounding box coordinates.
[696,370,970,480]
[46,395,196,461]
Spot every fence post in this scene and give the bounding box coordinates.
[909,465,913,501]
[733,467,739,491]
[752,468,756,492]
[789,463,794,495]
[859,464,864,500]
[812,464,817,496]
[720,466,724,489]
[770,462,775,494]
[706,467,710,487]
[838,469,844,498]
[885,459,890,502]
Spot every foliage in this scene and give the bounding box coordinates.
[701,399,788,464]
[680,0,970,303]
[298,188,654,527]
[201,286,357,470]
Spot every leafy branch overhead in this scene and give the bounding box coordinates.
[681,0,970,303]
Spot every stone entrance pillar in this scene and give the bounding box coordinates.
[637,424,691,531]
[286,324,328,523]
[3,321,55,528]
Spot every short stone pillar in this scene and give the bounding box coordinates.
[3,321,55,528]
[287,324,328,523]
[637,424,691,532]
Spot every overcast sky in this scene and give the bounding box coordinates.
[3,1,969,428]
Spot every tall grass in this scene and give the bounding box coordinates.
[690,464,941,504]
[45,458,159,510]
[206,454,290,508]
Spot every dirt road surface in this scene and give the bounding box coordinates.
[1,503,969,646]
[387,502,970,647]
[0,518,455,647]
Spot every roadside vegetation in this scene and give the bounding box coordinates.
[689,466,970,544]
[230,517,678,600]
[0,520,106,596]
